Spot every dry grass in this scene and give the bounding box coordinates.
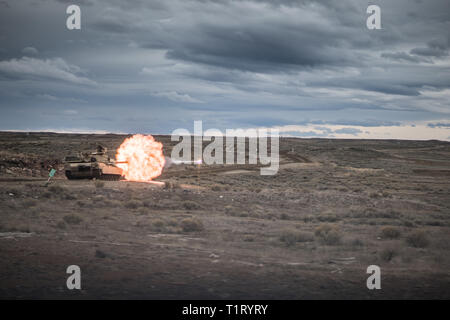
[63,214,83,225]
[180,217,204,232]
[314,224,342,245]
[22,199,38,208]
[406,231,429,248]
[183,200,202,210]
[279,229,314,246]
[48,185,65,194]
[380,247,398,262]
[124,200,141,209]
[380,226,401,239]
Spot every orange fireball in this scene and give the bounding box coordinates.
[116,134,165,181]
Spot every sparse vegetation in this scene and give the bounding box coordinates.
[56,221,66,229]
[279,230,314,246]
[63,214,83,225]
[406,231,429,248]
[0,132,449,299]
[380,226,401,239]
[124,200,141,209]
[380,247,398,262]
[95,250,107,258]
[314,224,342,245]
[48,185,65,194]
[152,219,166,230]
[22,199,37,208]
[180,218,204,232]
[349,238,364,247]
[183,200,202,210]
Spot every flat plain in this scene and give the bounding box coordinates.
[0,132,449,299]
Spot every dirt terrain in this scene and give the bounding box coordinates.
[0,132,449,299]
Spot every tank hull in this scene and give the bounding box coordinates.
[64,149,124,180]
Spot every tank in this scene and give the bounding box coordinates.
[64,145,125,180]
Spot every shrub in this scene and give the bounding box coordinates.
[41,191,52,199]
[95,250,107,258]
[124,200,141,209]
[350,238,364,247]
[380,226,401,239]
[56,221,66,229]
[63,214,83,225]
[183,200,202,210]
[152,219,165,228]
[243,235,255,242]
[380,247,397,262]
[76,200,85,207]
[406,231,429,248]
[48,185,65,194]
[62,192,77,200]
[279,230,314,246]
[314,224,342,245]
[180,218,204,232]
[166,218,178,227]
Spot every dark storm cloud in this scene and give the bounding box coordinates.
[411,39,449,58]
[0,0,449,136]
[55,0,94,5]
[381,52,432,63]
[142,1,368,71]
[92,20,132,34]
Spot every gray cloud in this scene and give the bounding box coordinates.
[0,57,96,85]
[411,39,449,58]
[21,46,39,56]
[381,52,431,63]
[0,0,448,136]
[150,91,204,103]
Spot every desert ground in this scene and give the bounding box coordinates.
[0,131,449,299]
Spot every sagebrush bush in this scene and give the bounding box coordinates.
[380,247,397,262]
[152,219,165,228]
[314,224,342,245]
[279,230,314,246]
[350,238,364,247]
[180,218,204,232]
[380,226,401,239]
[63,214,83,225]
[48,185,65,194]
[56,221,66,229]
[183,200,202,210]
[406,231,429,248]
[124,200,141,209]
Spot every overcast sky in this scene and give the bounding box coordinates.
[0,0,449,139]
